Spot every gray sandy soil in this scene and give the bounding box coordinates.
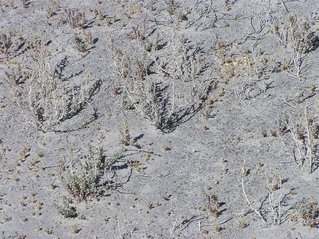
[1,0,319,238]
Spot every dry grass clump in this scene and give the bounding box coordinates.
[65,8,90,29]
[287,15,319,54]
[201,190,221,218]
[212,42,275,86]
[293,197,319,227]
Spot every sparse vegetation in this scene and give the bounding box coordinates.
[2,0,319,238]
[202,190,220,218]
[4,39,102,132]
[62,168,96,202]
[110,9,216,133]
[60,144,107,202]
[55,203,78,218]
[285,105,319,173]
[60,142,151,202]
[293,197,319,227]
[117,118,133,146]
[236,219,247,229]
[65,8,89,29]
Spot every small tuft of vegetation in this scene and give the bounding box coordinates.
[55,203,78,218]
[61,169,96,202]
[202,189,220,218]
[60,144,132,202]
[293,197,319,227]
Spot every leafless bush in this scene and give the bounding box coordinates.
[111,30,214,133]
[271,14,319,54]
[5,42,101,132]
[270,14,319,81]
[285,105,319,173]
[239,175,292,227]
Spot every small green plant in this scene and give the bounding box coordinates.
[276,111,288,129]
[61,144,126,202]
[55,203,78,218]
[104,148,125,169]
[293,197,319,227]
[271,111,288,136]
[121,91,135,110]
[62,169,96,202]
[88,144,104,168]
[61,144,101,202]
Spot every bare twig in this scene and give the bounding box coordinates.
[241,178,267,224]
[286,122,305,167]
[303,105,315,173]
[281,0,289,13]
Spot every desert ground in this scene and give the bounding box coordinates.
[1,0,319,238]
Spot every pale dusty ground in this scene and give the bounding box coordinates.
[1,0,319,239]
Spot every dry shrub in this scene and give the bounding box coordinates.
[288,15,319,54]
[5,41,101,132]
[111,30,214,133]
